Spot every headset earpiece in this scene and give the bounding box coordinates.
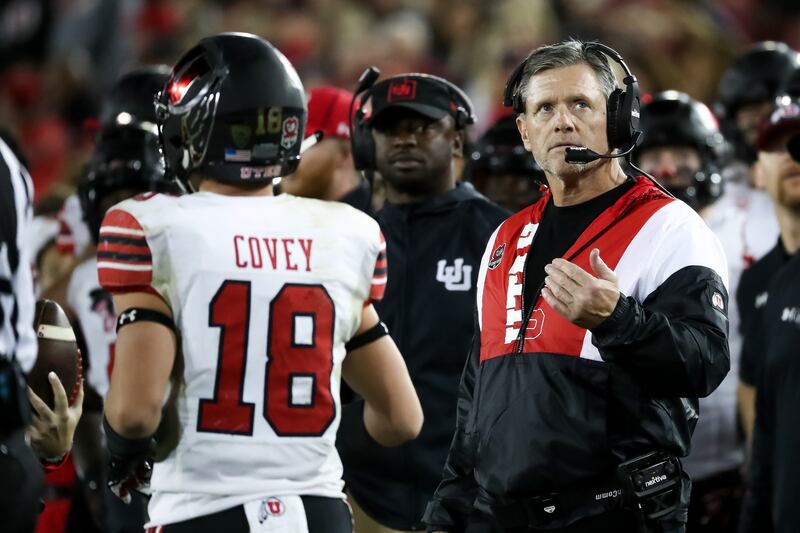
[606,87,624,150]
[442,80,476,129]
[584,42,641,152]
[351,101,376,171]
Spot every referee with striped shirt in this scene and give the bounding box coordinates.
[0,133,44,532]
[0,134,83,532]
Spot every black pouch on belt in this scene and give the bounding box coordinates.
[616,451,683,521]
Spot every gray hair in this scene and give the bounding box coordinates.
[516,39,617,112]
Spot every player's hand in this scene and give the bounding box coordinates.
[541,249,621,330]
[107,455,153,504]
[27,372,84,460]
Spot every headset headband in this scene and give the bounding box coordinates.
[503,42,637,113]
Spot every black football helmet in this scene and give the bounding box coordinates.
[155,33,306,191]
[779,64,800,100]
[463,114,544,212]
[464,115,542,180]
[80,65,175,242]
[716,41,800,162]
[636,91,726,210]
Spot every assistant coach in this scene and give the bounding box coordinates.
[424,39,730,533]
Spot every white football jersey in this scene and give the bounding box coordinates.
[683,182,779,480]
[98,192,386,526]
[56,194,92,257]
[67,257,117,397]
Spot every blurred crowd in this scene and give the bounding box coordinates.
[3,0,800,210]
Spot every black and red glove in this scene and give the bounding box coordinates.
[103,417,154,504]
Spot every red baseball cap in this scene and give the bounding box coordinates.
[306,86,353,140]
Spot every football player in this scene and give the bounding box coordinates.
[73,65,175,401]
[69,65,177,532]
[98,33,422,532]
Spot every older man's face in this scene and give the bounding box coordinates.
[516,63,610,180]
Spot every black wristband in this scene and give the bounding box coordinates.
[102,416,153,462]
[116,307,176,334]
[345,321,389,352]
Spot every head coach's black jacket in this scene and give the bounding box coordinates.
[337,182,509,529]
[423,177,731,532]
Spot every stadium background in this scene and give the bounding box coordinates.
[3,0,800,210]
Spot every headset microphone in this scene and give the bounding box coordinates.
[564,132,641,163]
[564,147,602,164]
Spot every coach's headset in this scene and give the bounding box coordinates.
[349,67,476,171]
[502,41,673,196]
[503,42,644,165]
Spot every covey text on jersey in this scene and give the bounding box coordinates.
[233,235,313,272]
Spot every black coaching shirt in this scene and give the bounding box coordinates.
[739,251,800,533]
[522,177,635,316]
[737,239,793,387]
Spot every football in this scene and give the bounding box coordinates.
[30,299,83,408]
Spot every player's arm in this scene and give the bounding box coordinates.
[105,291,176,438]
[95,206,176,502]
[341,304,423,446]
[102,291,176,503]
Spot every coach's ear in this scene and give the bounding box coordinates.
[516,115,532,152]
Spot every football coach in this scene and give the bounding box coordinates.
[424,39,730,533]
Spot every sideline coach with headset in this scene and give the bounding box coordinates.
[424,39,730,533]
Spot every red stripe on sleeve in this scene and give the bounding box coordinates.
[100,209,146,233]
[369,230,388,303]
[97,209,154,293]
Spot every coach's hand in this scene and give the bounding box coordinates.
[542,248,620,330]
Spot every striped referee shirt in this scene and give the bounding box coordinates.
[0,136,36,371]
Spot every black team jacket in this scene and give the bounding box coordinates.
[423,176,730,532]
[337,182,509,530]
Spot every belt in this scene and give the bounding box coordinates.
[491,475,626,530]
[491,452,683,530]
